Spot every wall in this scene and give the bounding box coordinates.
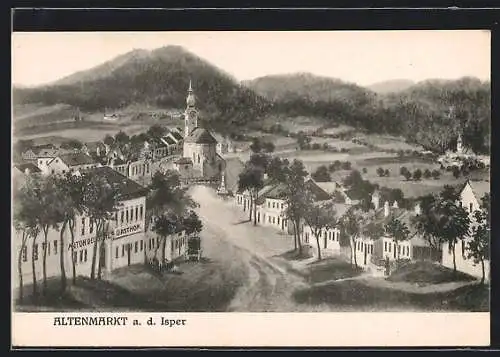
[442,240,490,281]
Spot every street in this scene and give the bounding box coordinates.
[190,185,335,312]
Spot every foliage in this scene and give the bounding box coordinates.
[312,165,331,182]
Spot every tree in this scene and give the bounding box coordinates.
[341,161,352,170]
[267,157,289,183]
[403,171,413,181]
[103,134,115,147]
[303,199,338,261]
[312,165,331,182]
[152,213,181,262]
[413,169,422,181]
[82,173,120,280]
[263,141,275,153]
[296,131,311,150]
[183,210,203,237]
[431,169,441,180]
[338,208,362,268]
[412,194,442,259]
[400,166,409,177]
[13,183,40,302]
[281,160,309,254]
[384,216,410,262]
[114,131,130,148]
[384,169,390,177]
[250,137,262,153]
[376,167,385,177]
[423,169,432,179]
[452,166,461,179]
[467,198,490,284]
[435,186,471,273]
[238,165,265,225]
[362,167,368,174]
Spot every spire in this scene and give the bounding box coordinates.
[186,79,196,107]
[188,79,193,92]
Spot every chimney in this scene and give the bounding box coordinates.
[372,192,380,210]
[414,202,421,215]
[384,201,390,217]
[392,200,399,209]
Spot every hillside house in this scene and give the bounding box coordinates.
[441,179,490,280]
[40,153,99,176]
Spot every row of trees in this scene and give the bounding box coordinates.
[14,169,201,303]
[400,167,441,181]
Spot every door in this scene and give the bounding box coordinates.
[364,244,367,265]
[393,243,397,259]
[99,244,106,269]
[127,243,131,266]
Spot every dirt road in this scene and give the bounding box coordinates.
[191,185,333,312]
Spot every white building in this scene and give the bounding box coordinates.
[441,179,490,280]
[12,167,150,289]
[38,153,100,176]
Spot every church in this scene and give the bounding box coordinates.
[173,81,226,180]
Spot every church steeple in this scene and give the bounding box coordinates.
[184,79,198,137]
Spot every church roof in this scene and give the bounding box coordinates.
[185,128,218,145]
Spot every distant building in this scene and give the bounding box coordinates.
[39,152,99,176]
[81,141,106,157]
[177,81,226,179]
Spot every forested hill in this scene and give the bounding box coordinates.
[13,46,270,135]
[244,74,490,154]
[367,79,415,94]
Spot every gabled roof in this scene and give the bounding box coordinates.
[14,163,41,173]
[170,130,184,141]
[86,166,147,201]
[161,136,176,145]
[185,128,217,144]
[36,148,59,158]
[463,179,490,201]
[305,179,332,202]
[54,153,96,167]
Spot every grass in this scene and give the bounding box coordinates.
[304,257,364,284]
[14,260,246,312]
[387,261,477,285]
[292,279,489,312]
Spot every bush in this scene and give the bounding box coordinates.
[384,169,390,177]
[376,167,385,177]
[328,163,336,172]
[312,165,331,182]
[403,171,413,181]
[362,167,368,174]
[431,169,441,180]
[341,161,352,170]
[452,166,461,179]
[311,143,321,150]
[423,169,432,179]
[413,169,422,181]
[400,166,409,176]
[322,142,329,150]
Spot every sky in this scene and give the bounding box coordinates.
[12,30,490,87]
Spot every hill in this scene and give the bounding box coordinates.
[13,46,270,135]
[368,79,415,94]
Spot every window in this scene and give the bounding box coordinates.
[140,206,143,219]
[140,240,143,251]
[115,247,119,259]
[157,237,160,247]
[384,241,387,251]
[81,218,85,236]
[126,209,129,223]
[268,216,271,223]
[79,250,84,262]
[135,207,138,221]
[277,217,280,225]
[398,246,401,256]
[135,241,138,253]
[121,211,124,224]
[462,241,465,257]
[62,170,66,174]
[469,203,473,212]
[54,240,58,255]
[51,170,55,174]
[281,203,284,209]
[272,202,275,208]
[388,243,391,252]
[268,202,270,208]
[122,245,125,257]
[89,220,94,234]
[22,246,27,262]
[152,239,155,249]
[272,217,275,224]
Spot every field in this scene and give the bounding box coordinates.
[354,133,425,152]
[13,103,184,143]
[261,115,324,134]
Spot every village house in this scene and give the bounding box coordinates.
[39,152,99,176]
[81,141,106,158]
[441,179,490,280]
[143,138,169,160]
[353,196,435,271]
[13,166,148,288]
[212,133,234,155]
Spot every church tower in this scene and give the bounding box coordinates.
[184,80,198,137]
[456,133,463,154]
